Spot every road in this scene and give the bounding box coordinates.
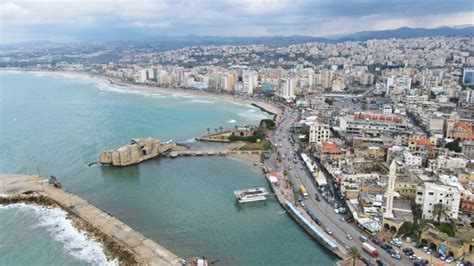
[266,106,411,266]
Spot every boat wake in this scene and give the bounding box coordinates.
[226,119,237,123]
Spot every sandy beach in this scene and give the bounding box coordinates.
[0,68,282,116]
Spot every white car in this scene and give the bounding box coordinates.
[334,208,339,214]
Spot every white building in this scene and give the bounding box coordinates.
[403,151,422,166]
[280,77,295,99]
[415,183,461,222]
[243,71,257,95]
[428,156,468,171]
[309,123,331,143]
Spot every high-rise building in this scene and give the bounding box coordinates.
[243,71,257,95]
[462,69,474,86]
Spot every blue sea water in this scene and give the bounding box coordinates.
[0,71,337,265]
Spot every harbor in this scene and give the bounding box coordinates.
[0,174,183,265]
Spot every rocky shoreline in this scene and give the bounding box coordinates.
[0,194,140,265]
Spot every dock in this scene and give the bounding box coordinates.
[168,149,263,158]
[0,174,183,265]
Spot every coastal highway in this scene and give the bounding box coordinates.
[267,107,409,266]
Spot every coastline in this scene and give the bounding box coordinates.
[0,68,282,117]
[0,174,183,265]
[0,194,138,265]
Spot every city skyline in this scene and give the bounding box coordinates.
[1,0,473,43]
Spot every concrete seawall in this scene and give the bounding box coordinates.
[0,174,182,266]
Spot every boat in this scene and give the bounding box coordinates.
[234,187,269,203]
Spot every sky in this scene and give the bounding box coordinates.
[0,0,473,43]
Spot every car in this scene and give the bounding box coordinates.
[375,259,385,266]
[380,244,392,251]
[346,234,352,240]
[359,235,368,242]
[446,257,454,263]
[340,217,346,222]
[300,202,306,208]
[422,246,429,252]
[314,194,320,201]
[403,248,414,256]
[334,208,339,214]
[370,236,381,246]
[414,243,424,249]
[440,255,447,261]
[391,253,401,260]
[346,217,353,223]
[314,218,321,225]
[427,248,433,255]
[434,253,441,258]
[325,228,332,235]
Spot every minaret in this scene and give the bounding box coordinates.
[383,160,397,219]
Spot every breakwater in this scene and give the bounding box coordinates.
[0,174,182,265]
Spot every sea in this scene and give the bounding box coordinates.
[0,71,337,265]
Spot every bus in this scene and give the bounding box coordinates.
[362,242,378,257]
[299,184,309,199]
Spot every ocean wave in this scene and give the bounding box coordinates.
[185,99,216,104]
[237,109,269,120]
[226,119,237,123]
[183,138,196,143]
[0,203,117,265]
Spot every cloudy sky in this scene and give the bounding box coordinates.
[1,0,473,43]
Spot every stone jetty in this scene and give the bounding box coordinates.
[100,137,176,166]
[0,174,182,265]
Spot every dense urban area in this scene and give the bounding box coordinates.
[2,35,474,266]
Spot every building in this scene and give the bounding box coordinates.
[243,70,257,95]
[314,141,346,161]
[445,120,472,141]
[339,112,409,137]
[309,123,331,143]
[462,69,474,86]
[415,183,461,222]
[408,137,436,159]
[280,77,295,99]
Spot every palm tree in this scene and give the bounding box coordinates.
[214,128,218,134]
[433,203,449,224]
[219,126,223,133]
[207,128,210,135]
[413,219,427,240]
[234,125,238,131]
[347,246,360,266]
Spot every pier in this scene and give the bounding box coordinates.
[169,149,263,158]
[0,174,183,266]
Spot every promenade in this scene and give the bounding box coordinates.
[0,174,182,266]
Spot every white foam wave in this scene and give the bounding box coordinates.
[185,99,216,104]
[237,110,269,120]
[226,119,237,123]
[183,138,196,143]
[0,203,117,265]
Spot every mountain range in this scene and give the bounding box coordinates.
[2,26,473,49]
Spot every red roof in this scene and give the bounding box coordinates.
[453,121,472,132]
[409,138,434,147]
[353,112,401,123]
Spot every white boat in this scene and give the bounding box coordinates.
[234,187,269,203]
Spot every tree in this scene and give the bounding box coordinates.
[445,139,462,153]
[347,246,360,266]
[219,126,223,133]
[214,128,218,134]
[206,128,210,135]
[433,203,449,224]
[234,125,238,131]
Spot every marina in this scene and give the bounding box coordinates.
[234,187,269,203]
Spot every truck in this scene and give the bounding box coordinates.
[299,184,309,199]
[362,242,378,257]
